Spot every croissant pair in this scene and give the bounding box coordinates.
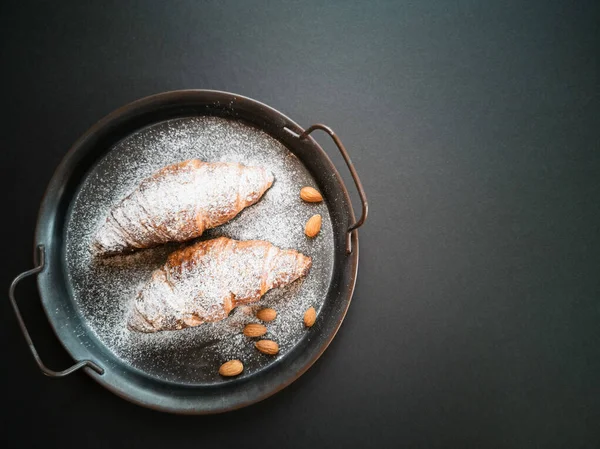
[93,160,312,333]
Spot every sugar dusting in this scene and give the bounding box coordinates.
[65,117,334,384]
[92,160,274,255]
[130,237,312,333]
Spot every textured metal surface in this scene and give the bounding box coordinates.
[30,90,364,413]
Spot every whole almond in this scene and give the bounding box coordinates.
[243,323,267,337]
[305,214,322,238]
[300,186,323,203]
[303,306,317,327]
[219,359,243,377]
[256,308,277,322]
[255,340,279,355]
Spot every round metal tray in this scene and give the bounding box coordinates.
[9,90,367,414]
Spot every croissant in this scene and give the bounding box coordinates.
[128,237,312,333]
[93,160,274,256]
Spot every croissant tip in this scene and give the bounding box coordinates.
[90,242,108,258]
[305,254,313,267]
[127,307,157,333]
[265,170,275,186]
[299,254,312,277]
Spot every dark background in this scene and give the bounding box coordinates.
[1,0,599,447]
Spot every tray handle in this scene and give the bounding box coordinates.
[286,124,368,253]
[9,245,104,377]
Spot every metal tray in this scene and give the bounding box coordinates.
[9,90,367,414]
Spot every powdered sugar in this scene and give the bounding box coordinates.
[93,160,274,255]
[129,237,312,333]
[65,116,334,384]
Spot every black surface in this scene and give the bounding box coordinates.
[1,0,599,447]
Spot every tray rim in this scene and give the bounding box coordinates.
[33,89,360,414]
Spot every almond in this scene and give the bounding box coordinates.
[219,359,243,377]
[256,308,277,322]
[243,323,267,337]
[255,340,279,355]
[303,306,317,327]
[305,214,322,238]
[300,186,323,203]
